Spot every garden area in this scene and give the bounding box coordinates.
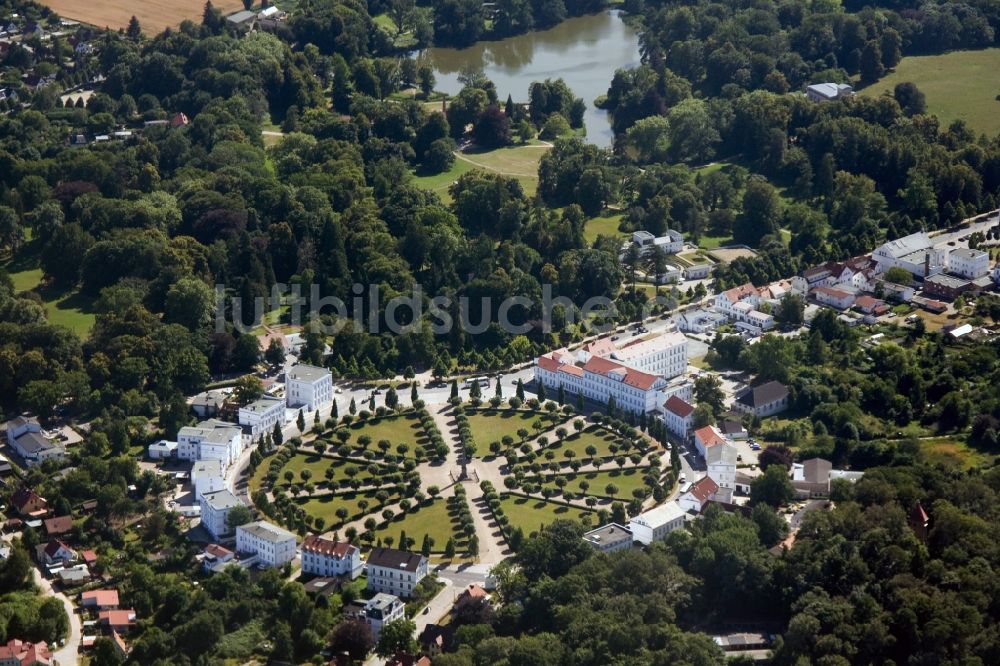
[498,494,594,535]
[294,488,404,530]
[465,408,569,449]
[540,426,630,460]
[372,496,469,554]
[326,410,437,461]
[533,467,657,501]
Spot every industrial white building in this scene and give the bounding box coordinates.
[628,502,686,545]
[947,248,990,279]
[177,420,243,469]
[238,397,285,438]
[706,443,738,492]
[235,521,297,568]
[286,364,334,412]
[199,489,243,540]
[872,232,945,278]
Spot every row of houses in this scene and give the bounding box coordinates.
[534,331,691,417]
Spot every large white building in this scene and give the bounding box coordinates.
[301,535,362,579]
[948,248,990,279]
[286,364,333,412]
[713,283,774,333]
[235,520,297,568]
[661,395,695,440]
[693,425,728,458]
[873,232,945,278]
[706,443,738,492]
[366,547,428,598]
[199,489,244,540]
[177,420,243,469]
[534,332,690,416]
[678,476,719,513]
[582,523,633,554]
[238,397,285,438]
[628,502,686,545]
[361,593,405,640]
[5,416,65,467]
[192,459,224,501]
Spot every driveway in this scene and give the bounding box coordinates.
[31,566,80,666]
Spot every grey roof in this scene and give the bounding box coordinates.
[5,415,35,428]
[227,10,257,23]
[366,547,426,572]
[241,397,284,414]
[878,232,932,259]
[806,83,853,98]
[706,443,738,466]
[180,420,241,442]
[14,431,60,455]
[201,489,243,511]
[286,364,331,383]
[191,390,227,408]
[238,520,296,543]
[925,273,969,289]
[366,592,402,611]
[950,248,987,260]
[736,381,789,408]
[192,459,223,476]
[583,523,633,547]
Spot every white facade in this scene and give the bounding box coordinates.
[148,440,178,459]
[301,535,363,579]
[714,283,759,318]
[948,248,990,279]
[693,425,728,459]
[628,502,686,545]
[812,287,855,310]
[661,395,694,440]
[706,444,737,491]
[192,460,224,501]
[199,489,243,540]
[582,523,634,553]
[5,416,64,467]
[678,476,719,513]
[806,83,853,102]
[684,263,713,280]
[366,548,429,598]
[362,593,405,640]
[238,397,285,438]
[873,232,945,278]
[177,420,243,469]
[236,521,297,568]
[286,364,333,412]
[609,331,688,379]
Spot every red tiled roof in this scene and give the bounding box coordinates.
[693,426,726,449]
[81,550,98,564]
[663,395,695,418]
[11,487,46,512]
[583,356,659,390]
[0,639,52,666]
[44,515,73,536]
[302,535,357,559]
[43,540,73,559]
[722,283,757,303]
[686,476,719,503]
[204,544,233,559]
[536,355,563,373]
[82,589,119,608]
[99,610,136,628]
[461,584,488,600]
[582,338,616,356]
[557,364,584,377]
[813,286,853,299]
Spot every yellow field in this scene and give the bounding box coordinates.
[39,0,246,33]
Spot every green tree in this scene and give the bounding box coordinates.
[375,618,418,658]
[750,465,793,508]
[226,504,253,530]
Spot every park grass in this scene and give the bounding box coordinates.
[542,427,624,460]
[920,437,991,470]
[411,158,474,203]
[698,233,732,250]
[1,255,96,336]
[248,457,272,495]
[584,214,625,244]
[374,498,465,553]
[499,495,594,535]
[296,489,403,527]
[862,48,1000,137]
[274,453,385,489]
[332,412,430,459]
[466,409,568,448]
[412,143,547,202]
[536,467,653,499]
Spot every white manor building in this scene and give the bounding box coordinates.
[177,419,243,469]
[235,520,297,568]
[366,547,428,598]
[238,397,285,438]
[199,489,244,541]
[628,501,686,545]
[301,535,363,579]
[286,364,333,412]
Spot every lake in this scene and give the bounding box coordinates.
[419,11,641,147]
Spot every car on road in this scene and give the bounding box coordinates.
[750,443,761,451]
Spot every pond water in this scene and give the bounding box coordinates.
[419,11,641,147]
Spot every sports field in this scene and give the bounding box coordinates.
[39,0,246,33]
[864,48,1000,137]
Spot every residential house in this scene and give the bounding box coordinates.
[5,416,64,467]
[80,550,98,569]
[714,283,759,319]
[677,309,727,334]
[812,286,855,310]
[366,547,429,598]
[853,295,888,316]
[202,543,235,573]
[627,229,683,257]
[733,381,789,417]
[43,515,72,538]
[693,425,727,458]
[301,535,363,579]
[678,476,719,513]
[57,565,90,585]
[177,419,243,469]
[39,540,75,566]
[582,523,633,554]
[791,458,832,498]
[235,521,297,568]
[805,83,854,102]
[81,589,119,610]
[706,443,738,492]
[190,390,228,418]
[98,610,136,633]
[630,501,687,544]
[170,112,189,128]
[238,397,285,438]
[361,593,405,640]
[147,440,178,460]
[720,419,748,440]
[875,279,915,303]
[286,364,334,412]
[660,395,695,440]
[199,489,243,540]
[11,487,48,517]
[0,639,52,666]
[225,10,257,32]
[191,459,224,501]
[948,248,989,279]
[684,263,713,280]
[872,232,944,278]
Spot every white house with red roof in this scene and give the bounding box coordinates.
[679,476,719,513]
[301,535,362,579]
[0,639,52,666]
[713,283,775,333]
[661,395,695,440]
[812,286,856,310]
[38,540,75,566]
[693,425,728,458]
[81,589,119,610]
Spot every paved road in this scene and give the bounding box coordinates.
[31,566,80,666]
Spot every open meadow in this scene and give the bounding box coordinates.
[38,0,246,33]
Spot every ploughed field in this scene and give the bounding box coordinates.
[38,0,246,33]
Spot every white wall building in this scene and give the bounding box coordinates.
[948,248,990,279]
[362,593,405,640]
[192,459,224,501]
[148,440,178,460]
[873,232,945,278]
[366,548,428,598]
[608,331,688,379]
[706,443,738,491]
[286,364,333,412]
[177,420,243,469]
[661,395,695,440]
[199,489,243,540]
[678,476,719,513]
[628,502,686,545]
[733,381,790,418]
[238,397,285,438]
[693,425,728,459]
[812,286,856,310]
[582,523,633,554]
[5,416,65,467]
[235,521,297,568]
[301,535,363,579]
[806,83,854,102]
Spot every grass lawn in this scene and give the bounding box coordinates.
[248,457,273,495]
[914,309,964,332]
[274,453,385,489]
[536,467,653,499]
[374,498,465,552]
[499,495,594,535]
[584,214,625,244]
[919,436,991,470]
[297,489,403,527]
[331,412,430,459]
[862,48,1000,137]
[466,409,568,448]
[542,427,625,460]
[698,233,732,250]
[2,250,96,336]
[411,158,474,203]
[412,143,547,203]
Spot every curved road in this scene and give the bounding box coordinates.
[31,566,80,666]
